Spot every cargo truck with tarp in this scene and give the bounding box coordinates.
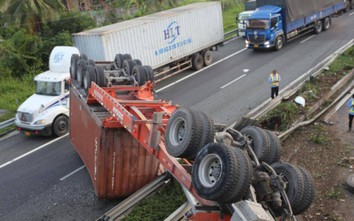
[244,0,346,50]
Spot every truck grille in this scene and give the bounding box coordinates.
[247,34,266,44]
[17,112,33,122]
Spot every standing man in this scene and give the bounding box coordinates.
[268,69,281,99]
[348,94,354,132]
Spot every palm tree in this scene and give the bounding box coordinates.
[0,0,66,33]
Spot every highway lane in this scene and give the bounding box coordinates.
[156,12,354,125]
[0,11,353,220]
[0,135,121,220]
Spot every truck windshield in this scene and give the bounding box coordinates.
[35,81,62,96]
[247,19,269,29]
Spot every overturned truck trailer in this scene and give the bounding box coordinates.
[69,53,316,220]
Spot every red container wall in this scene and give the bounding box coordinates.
[70,88,160,198]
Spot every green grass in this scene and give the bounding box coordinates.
[0,74,35,120]
[122,179,186,221]
[329,46,354,73]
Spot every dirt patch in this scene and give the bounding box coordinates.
[279,108,354,221]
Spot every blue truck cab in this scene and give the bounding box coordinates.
[245,5,284,50]
[245,0,345,51]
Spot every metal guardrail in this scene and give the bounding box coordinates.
[0,117,15,130]
[224,29,238,38]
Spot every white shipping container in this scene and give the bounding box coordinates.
[72,2,224,69]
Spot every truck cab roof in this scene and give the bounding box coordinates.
[249,5,282,19]
[34,71,70,82]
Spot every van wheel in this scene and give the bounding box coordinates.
[192,53,204,71]
[53,115,69,137]
[202,50,213,66]
[314,20,323,34]
[274,36,284,51]
[323,17,331,31]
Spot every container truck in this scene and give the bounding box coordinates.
[244,0,346,50]
[72,2,224,82]
[15,46,79,136]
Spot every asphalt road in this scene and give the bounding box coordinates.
[0,11,353,220]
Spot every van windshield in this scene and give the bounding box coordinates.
[247,19,269,29]
[35,81,62,96]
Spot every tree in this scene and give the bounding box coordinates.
[0,0,66,33]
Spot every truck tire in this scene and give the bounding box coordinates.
[264,130,281,164]
[271,162,305,215]
[274,36,284,51]
[192,143,249,203]
[345,0,350,12]
[122,59,135,75]
[53,115,69,137]
[192,110,215,159]
[80,54,88,61]
[88,59,95,66]
[76,59,87,88]
[240,126,270,163]
[202,50,213,66]
[114,54,124,69]
[95,66,105,87]
[323,17,331,31]
[142,65,154,82]
[165,107,202,158]
[70,54,79,80]
[191,53,204,71]
[314,20,323,34]
[132,65,147,86]
[123,54,132,60]
[132,59,142,66]
[223,147,253,202]
[295,167,315,215]
[83,65,96,91]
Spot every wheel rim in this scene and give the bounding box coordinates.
[169,117,186,146]
[83,73,88,89]
[205,53,211,63]
[57,119,68,132]
[277,37,283,49]
[316,21,322,32]
[324,18,330,29]
[198,154,222,188]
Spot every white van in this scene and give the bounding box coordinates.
[237,10,254,37]
[15,46,79,136]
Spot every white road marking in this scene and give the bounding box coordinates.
[220,74,247,89]
[243,69,250,73]
[350,11,354,16]
[300,35,315,44]
[156,48,248,93]
[60,165,85,181]
[0,134,69,169]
